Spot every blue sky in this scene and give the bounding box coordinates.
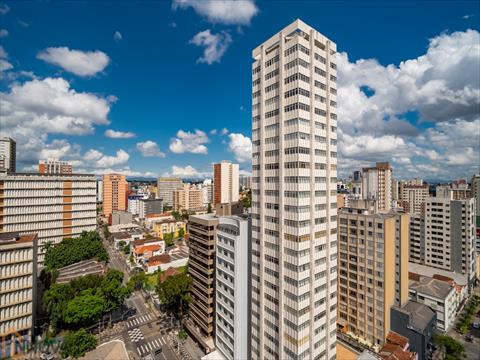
[0,0,479,180]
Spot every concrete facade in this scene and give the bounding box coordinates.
[213,161,239,206]
[102,174,127,218]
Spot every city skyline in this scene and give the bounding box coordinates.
[0,1,479,181]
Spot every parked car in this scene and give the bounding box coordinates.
[473,322,480,329]
[465,334,474,342]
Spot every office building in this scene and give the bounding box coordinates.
[96,180,103,204]
[251,19,338,360]
[157,177,183,207]
[0,137,16,173]
[102,174,128,218]
[471,174,480,218]
[400,184,428,215]
[202,179,214,206]
[338,205,409,349]
[391,178,399,201]
[173,184,204,212]
[362,162,392,212]
[0,172,97,265]
[239,174,252,190]
[0,232,37,359]
[424,192,476,286]
[38,159,72,175]
[110,211,133,226]
[139,198,163,219]
[213,161,239,206]
[214,215,251,360]
[186,214,218,352]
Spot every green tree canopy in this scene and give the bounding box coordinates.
[63,291,105,325]
[178,227,185,238]
[60,328,97,359]
[156,272,192,317]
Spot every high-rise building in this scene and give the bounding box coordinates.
[409,213,425,264]
[424,191,476,286]
[157,177,183,207]
[0,137,16,173]
[213,161,239,206]
[102,174,128,218]
[138,198,163,219]
[202,179,214,206]
[214,215,251,360]
[400,184,428,215]
[96,180,103,204]
[38,159,73,175]
[173,184,204,212]
[239,174,252,190]
[186,214,218,353]
[0,172,97,265]
[0,232,38,358]
[338,206,409,349]
[471,174,480,218]
[251,19,338,360]
[362,162,392,212]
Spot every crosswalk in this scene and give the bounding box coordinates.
[128,328,145,343]
[126,313,154,328]
[136,337,166,357]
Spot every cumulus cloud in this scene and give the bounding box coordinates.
[113,31,122,42]
[172,0,258,25]
[136,140,166,158]
[37,47,110,77]
[169,129,209,154]
[0,45,13,75]
[228,133,252,163]
[0,29,8,37]
[0,3,9,15]
[336,29,480,179]
[104,129,135,139]
[83,149,129,168]
[163,165,210,179]
[190,30,232,64]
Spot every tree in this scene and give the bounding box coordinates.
[172,211,181,221]
[60,329,97,359]
[129,271,147,291]
[99,269,132,312]
[241,189,251,209]
[63,291,105,326]
[178,227,185,239]
[156,272,192,318]
[207,203,212,213]
[434,335,465,359]
[164,232,174,247]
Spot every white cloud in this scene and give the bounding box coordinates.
[172,0,258,25]
[463,14,474,19]
[113,31,122,42]
[83,149,129,168]
[220,128,229,135]
[136,141,166,158]
[0,29,8,37]
[163,165,210,179]
[0,45,12,75]
[18,20,29,27]
[169,129,209,154]
[37,47,110,77]
[209,129,217,135]
[104,129,135,139]
[228,133,251,163]
[0,3,10,15]
[189,30,232,64]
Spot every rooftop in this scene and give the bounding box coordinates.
[0,232,37,245]
[409,273,453,299]
[392,300,436,332]
[56,259,107,284]
[409,262,468,286]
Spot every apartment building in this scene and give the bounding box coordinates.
[213,161,239,206]
[202,179,214,206]
[472,174,480,218]
[157,177,183,207]
[214,215,251,360]
[186,214,218,352]
[173,184,204,212]
[0,232,37,358]
[102,174,128,218]
[38,159,72,175]
[400,184,428,215]
[138,198,163,219]
[0,137,16,173]
[424,192,476,286]
[362,162,392,212]
[409,214,424,264]
[338,206,409,350]
[251,19,338,360]
[0,173,97,265]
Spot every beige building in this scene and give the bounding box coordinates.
[409,213,425,264]
[251,19,338,360]
[0,137,16,173]
[0,232,37,357]
[186,214,218,352]
[213,161,239,206]
[157,178,183,207]
[0,173,97,265]
[173,184,204,212]
[362,162,392,212]
[38,159,73,175]
[338,205,409,349]
[400,184,428,215]
[102,174,128,218]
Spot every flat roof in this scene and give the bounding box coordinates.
[392,300,435,331]
[409,275,453,299]
[409,262,468,286]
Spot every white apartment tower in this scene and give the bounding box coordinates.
[213,161,239,206]
[362,162,392,212]
[0,137,16,173]
[251,19,338,360]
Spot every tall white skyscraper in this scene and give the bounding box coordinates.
[213,161,239,205]
[0,137,16,173]
[251,19,338,360]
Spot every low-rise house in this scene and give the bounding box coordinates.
[409,273,459,332]
[153,218,186,239]
[144,213,174,229]
[144,245,188,274]
[112,229,144,250]
[132,238,165,266]
[378,332,417,360]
